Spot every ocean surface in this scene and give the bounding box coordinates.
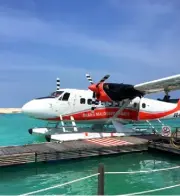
[0,114,180,195]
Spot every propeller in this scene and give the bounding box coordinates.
[85,74,110,110]
[56,77,60,91]
[98,74,110,86]
[86,74,94,84]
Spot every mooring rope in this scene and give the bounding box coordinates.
[170,130,180,149]
[105,165,180,174]
[19,173,99,196]
[119,183,180,195]
[19,165,180,195]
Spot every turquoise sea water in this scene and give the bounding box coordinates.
[1,113,180,147]
[0,114,46,146]
[0,114,180,195]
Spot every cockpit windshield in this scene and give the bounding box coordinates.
[50,91,64,97]
[35,91,64,99]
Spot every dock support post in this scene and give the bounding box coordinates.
[35,152,37,175]
[97,164,104,195]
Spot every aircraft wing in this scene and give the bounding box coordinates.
[134,74,180,94]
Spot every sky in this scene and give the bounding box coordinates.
[0,0,180,107]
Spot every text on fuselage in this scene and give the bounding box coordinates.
[82,111,130,117]
[174,112,180,118]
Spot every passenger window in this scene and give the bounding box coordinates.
[95,100,99,105]
[80,98,85,104]
[62,93,70,101]
[142,103,146,108]
[108,102,113,107]
[134,103,137,108]
[119,102,122,107]
[112,102,117,107]
[113,102,118,107]
[87,99,92,105]
[105,102,109,106]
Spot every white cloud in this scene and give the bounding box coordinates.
[0,1,180,106]
[0,3,180,69]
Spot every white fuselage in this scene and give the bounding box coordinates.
[21,88,180,124]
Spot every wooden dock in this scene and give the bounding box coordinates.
[133,134,180,154]
[0,134,179,167]
[148,141,180,154]
[0,136,148,167]
[148,134,180,154]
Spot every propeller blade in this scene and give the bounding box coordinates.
[99,74,110,83]
[56,77,60,91]
[86,74,94,84]
[96,74,110,87]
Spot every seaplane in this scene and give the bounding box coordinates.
[21,74,180,142]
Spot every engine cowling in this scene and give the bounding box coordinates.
[88,82,144,102]
[102,83,144,101]
[88,82,112,102]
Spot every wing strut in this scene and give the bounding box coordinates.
[112,99,131,119]
[111,99,133,134]
[106,99,131,124]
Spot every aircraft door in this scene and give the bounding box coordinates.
[54,92,73,115]
[131,97,141,111]
[72,91,77,110]
[131,97,141,121]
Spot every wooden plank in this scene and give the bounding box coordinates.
[0,152,35,166]
[148,142,180,154]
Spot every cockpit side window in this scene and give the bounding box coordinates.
[50,91,64,98]
[36,91,64,99]
[62,93,70,101]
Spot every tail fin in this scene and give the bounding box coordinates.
[177,99,180,109]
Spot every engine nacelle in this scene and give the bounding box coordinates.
[89,82,144,102]
[88,82,112,102]
[103,83,144,101]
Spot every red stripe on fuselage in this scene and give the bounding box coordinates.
[41,100,180,121]
[139,100,180,120]
[44,107,139,121]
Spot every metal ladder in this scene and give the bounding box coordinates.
[59,115,78,132]
[146,118,165,133]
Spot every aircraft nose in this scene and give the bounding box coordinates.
[21,100,54,118]
[22,100,39,115]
